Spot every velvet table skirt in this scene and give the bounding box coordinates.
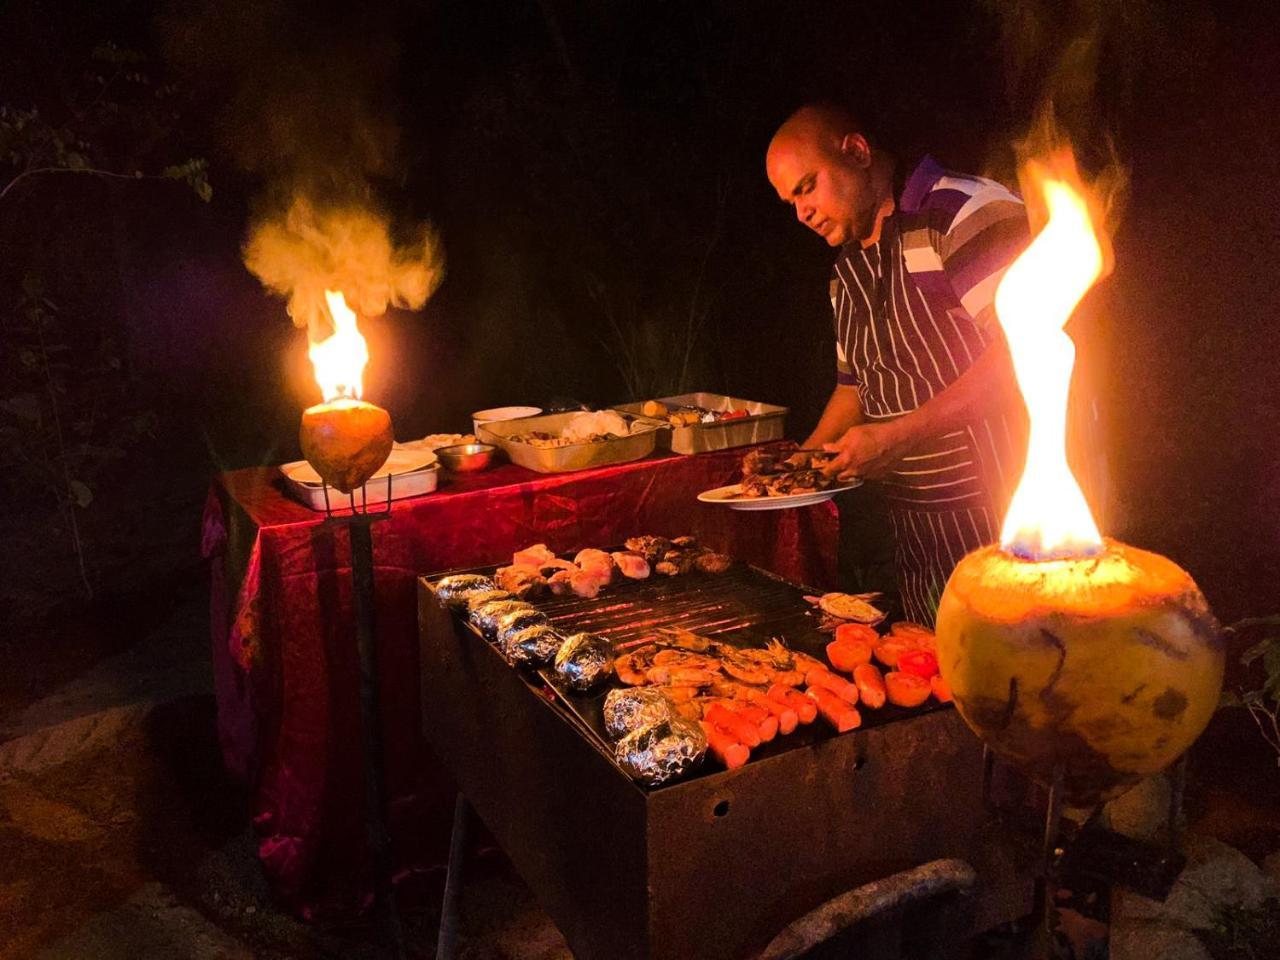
[202,446,838,918]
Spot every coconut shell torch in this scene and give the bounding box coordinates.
[931,149,1223,944]
[299,289,404,955]
[299,290,394,495]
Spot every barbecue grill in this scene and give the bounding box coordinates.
[417,557,1035,959]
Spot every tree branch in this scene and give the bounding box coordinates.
[0,165,167,204]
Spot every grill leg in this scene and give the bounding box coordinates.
[1029,765,1066,960]
[350,520,405,959]
[436,793,470,960]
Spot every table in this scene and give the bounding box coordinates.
[202,447,839,917]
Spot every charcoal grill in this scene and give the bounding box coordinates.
[417,559,1035,959]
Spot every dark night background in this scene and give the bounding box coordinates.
[1,0,1277,707]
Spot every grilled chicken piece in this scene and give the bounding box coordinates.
[742,449,784,476]
[495,564,546,598]
[625,535,673,564]
[611,551,651,580]
[693,551,731,574]
[513,543,556,567]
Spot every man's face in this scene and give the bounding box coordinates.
[766,131,877,248]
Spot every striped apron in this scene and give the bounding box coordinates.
[831,213,1028,625]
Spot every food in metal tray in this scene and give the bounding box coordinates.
[508,410,635,448]
[435,574,499,609]
[642,399,752,426]
[504,624,565,668]
[615,716,706,787]
[603,687,675,740]
[554,632,615,692]
[737,448,839,498]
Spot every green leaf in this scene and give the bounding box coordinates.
[1219,689,1244,709]
[1242,637,1272,666]
[68,479,93,508]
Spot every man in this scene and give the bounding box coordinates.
[766,103,1030,625]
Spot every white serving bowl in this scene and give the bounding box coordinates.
[472,405,543,438]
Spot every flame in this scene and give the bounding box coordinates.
[307,290,368,402]
[995,153,1104,559]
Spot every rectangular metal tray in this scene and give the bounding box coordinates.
[612,392,787,454]
[279,462,439,511]
[476,410,663,473]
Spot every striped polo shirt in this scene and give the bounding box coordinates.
[829,155,1030,512]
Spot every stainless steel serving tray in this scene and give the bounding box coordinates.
[612,392,787,454]
[476,410,664,473]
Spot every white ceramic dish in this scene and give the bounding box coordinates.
[696,480,860,511]
[471,405,543,436]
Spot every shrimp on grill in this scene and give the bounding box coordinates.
[655,628,714,653]
[615,644,658,686]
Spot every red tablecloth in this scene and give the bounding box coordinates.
[202,447,838,918]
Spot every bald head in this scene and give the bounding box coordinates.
[769,104,868,161]
[766,104,889,248]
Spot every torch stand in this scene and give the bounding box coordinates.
[322,476,406,959]
[981,747,1188,959]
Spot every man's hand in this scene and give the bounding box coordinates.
[821,421,905,480]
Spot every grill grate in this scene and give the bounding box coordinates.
[429,557,946,786]
[533,562,814,646]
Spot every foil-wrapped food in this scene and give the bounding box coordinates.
[553,632,614,692]
[495,608,551,649]
[504,624,565,667]
[603,686,675,740]
[615,716,707,787]
[463,589,514,615]
[434,574,499,609]
[469,599,535,642]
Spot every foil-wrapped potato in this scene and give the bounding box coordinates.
[434,574,499,610]
[615,716,707,787]
[504,625,565,667]
[495,608,551,651]
[463,590,514,615]
[553,632,614,692]
[469,599,535,641]
[603,687,674,740]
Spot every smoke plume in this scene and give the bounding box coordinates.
[243,198,443,339]
[162,0,444,337]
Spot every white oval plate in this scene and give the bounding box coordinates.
[697,480,860,511]
[281,447,438,487]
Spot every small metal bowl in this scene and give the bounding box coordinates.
[436,442,498,472]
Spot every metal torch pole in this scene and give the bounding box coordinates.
[349,517,406,958]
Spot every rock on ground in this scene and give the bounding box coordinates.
[1110,832,1280,960]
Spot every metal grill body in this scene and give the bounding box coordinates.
[418,563,1033,959]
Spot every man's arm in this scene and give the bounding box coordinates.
[822,333,1018,477]
[803,384,863,449]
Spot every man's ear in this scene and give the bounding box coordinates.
[839,133,871,168]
